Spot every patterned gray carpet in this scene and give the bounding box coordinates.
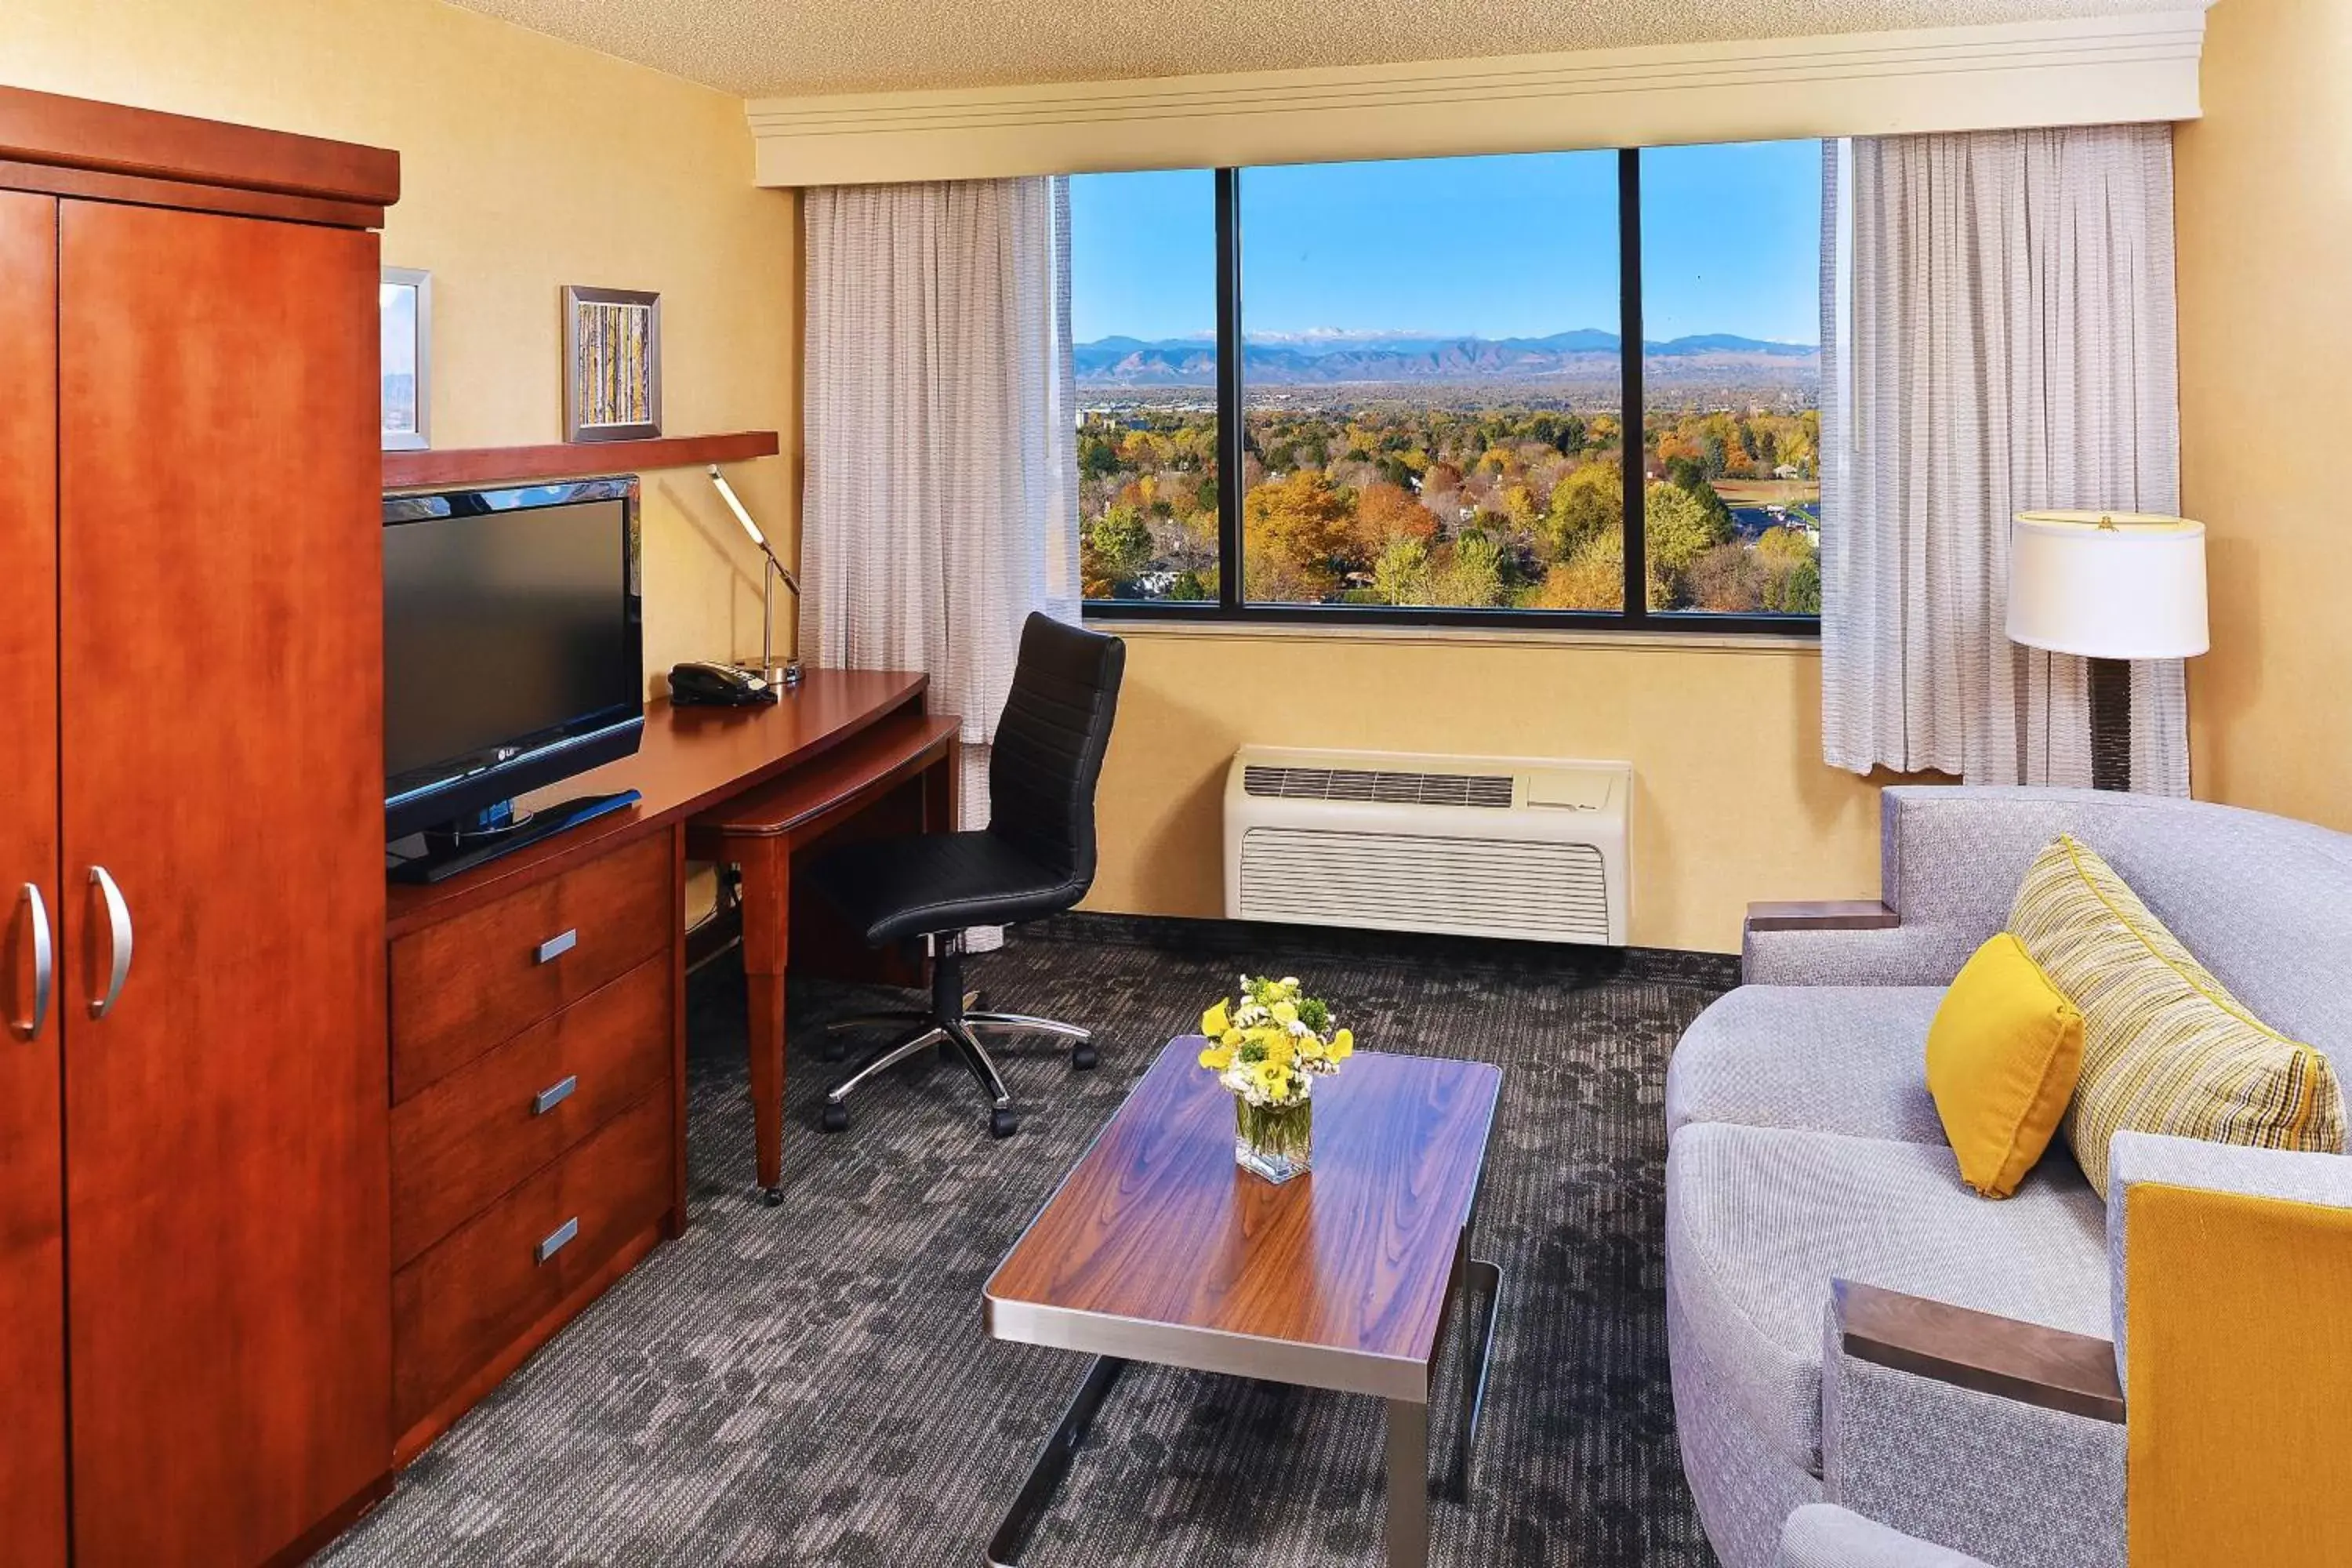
[317,920,1729,1567]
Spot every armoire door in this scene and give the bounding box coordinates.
[56,199,390,1566]
[0,189,67,1568]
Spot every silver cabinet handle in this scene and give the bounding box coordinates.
[531,1075,579,1116]
[535,928,578,965]
[535,1216,580,1264]
[12,883,50,1041]
[88,866,132,1020]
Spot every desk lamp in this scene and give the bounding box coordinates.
[709,463,804,690]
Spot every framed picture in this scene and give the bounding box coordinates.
[379,267,431,452]
[563,285,662,442]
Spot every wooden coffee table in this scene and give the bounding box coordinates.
[982,1036,1504,1568]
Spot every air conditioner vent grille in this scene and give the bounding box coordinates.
[1238,828,1610,945]
[1242,765,1513,810]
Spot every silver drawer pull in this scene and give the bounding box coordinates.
[88,866,132,1019]
[535,1217,580,1264]
[13,883,51,1042]
[532,1075,579,1116]
[535,928,579,965]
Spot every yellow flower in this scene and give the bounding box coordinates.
[1253,1060,1291,1099]
[1198,1044,1234,1071]
[1269,1000,1300,1026]
[1328,1028,1353,1062]
[1201,1000,1230,1039]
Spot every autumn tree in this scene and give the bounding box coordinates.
[1644,481,1732,604]
[1243,469,1356,601]
[1529,528,1625,611]
[1353,481,1439,557]
[1544,463,1621,562]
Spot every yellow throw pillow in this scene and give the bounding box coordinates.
[2007,835,2346,1196]
[1927,934,2085,1197]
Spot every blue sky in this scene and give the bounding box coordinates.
[1068,140,1822,347]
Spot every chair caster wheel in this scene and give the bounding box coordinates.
[759,1186,785,1207]
[1072,1043,1098,1072]
[989,1108,1018,1139]
[820,1103,850,1134]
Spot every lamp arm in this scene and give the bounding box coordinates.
[756,539,799,598]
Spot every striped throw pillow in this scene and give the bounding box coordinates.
[2006,834,2344,1196]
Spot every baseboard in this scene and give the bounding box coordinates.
[1016,911,1740,989]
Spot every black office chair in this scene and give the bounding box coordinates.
[805,613,1126,1138]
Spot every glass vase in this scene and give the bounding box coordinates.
[1234,1094,1313,1185]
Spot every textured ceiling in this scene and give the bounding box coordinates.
[445,0,2194,98]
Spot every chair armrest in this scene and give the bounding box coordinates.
[1778,1505,1997,1568]
[2105,1132,2352,1375]
[1831,1280,2123,1425]
[1821,1284,2128,1567]
[1746,901,1901,934]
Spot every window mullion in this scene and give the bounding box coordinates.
[1618,147,1646,627]
[1214,167,1243,613]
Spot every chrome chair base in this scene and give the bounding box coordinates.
[819,966,1097,1139]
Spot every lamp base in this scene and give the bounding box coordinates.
[2089,656,2132,793]
[735,659,803,691]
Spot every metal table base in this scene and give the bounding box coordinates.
[985,1255,1504,1568]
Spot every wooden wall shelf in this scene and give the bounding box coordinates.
[383,431,780,491]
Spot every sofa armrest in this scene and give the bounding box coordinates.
[1820,1285,2126,1568]
[1777,1505,1996,1568]
[2104,1131,2352,1377]
[1831,1280,2123,1425]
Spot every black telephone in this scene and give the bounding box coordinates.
[667,661,778,707]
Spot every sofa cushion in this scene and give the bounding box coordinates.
[1665,1122,2111,1474]
[1668,986,1949,1145]
[2009,833,2346,1196]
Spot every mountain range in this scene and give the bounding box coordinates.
[1073,330,1817,388]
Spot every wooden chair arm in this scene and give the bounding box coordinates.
[1745,899,1901,934]
[1831,1279,2125,1425]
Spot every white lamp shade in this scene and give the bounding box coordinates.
[2006,511,2209,659]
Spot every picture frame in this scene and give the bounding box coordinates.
[379,267,431,452]
[563,284,662,442]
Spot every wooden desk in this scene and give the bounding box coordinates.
[687,710,961,1203]
[382,670,936,1461]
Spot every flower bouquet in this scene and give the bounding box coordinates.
[1196,975,1353,1184]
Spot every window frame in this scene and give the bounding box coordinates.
[1078,151,1823,637]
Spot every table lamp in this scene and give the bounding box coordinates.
[2006,511,2208,791]
[709,463,804,690]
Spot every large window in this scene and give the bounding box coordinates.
[1073,143,1824,630]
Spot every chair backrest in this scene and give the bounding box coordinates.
[986,613,1126,885]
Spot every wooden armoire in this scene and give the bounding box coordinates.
[0,89,400,1566]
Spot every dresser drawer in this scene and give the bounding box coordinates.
[390,833,671,1099]
[390,955,672,1268]
[392,1087,673,1436]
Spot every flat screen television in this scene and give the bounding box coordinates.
[382,477,645,852]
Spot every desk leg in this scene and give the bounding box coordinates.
[737,834,790,1205]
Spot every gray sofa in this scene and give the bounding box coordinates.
[1665,786,2352,1568]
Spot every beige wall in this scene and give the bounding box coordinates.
[1088,627,1889,953]
[2176,0,2352,829]
[0,0,800,687]
[4,0,1902,954]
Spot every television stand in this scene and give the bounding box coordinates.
[387,789,642,884]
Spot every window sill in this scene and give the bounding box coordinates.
[1081,614,1821,655]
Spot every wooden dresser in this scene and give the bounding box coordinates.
[387,830,684,1461]
[379,671,934,1463]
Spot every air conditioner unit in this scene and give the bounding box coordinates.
[1224,746,1632,947]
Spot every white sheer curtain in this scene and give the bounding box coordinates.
[1819,125,2189,793]
[802,176,1083,837]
